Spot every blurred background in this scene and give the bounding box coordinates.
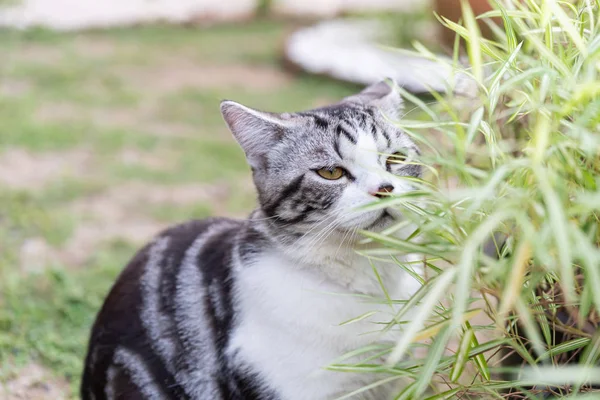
[0,0,479,398]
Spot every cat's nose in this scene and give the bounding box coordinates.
[372,184,395,198]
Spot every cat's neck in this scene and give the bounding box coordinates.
[249,209,360,263]
[246,209,402,296]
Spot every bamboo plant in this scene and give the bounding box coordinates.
[338,1,600,398]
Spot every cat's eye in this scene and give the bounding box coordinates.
[386,151,408,166]
[316,167,345,180]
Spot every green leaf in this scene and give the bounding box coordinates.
[537,338,592,360]
[464,321,491,382]
[450,328,474,382]
[338,311,380,326]
[387,268,457,365]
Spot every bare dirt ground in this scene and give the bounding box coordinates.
[1,363,70,400]
[117,61,292,93]
[0,148,93,191]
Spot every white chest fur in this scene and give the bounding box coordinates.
[227,249,422,400]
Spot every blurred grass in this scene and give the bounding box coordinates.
[0,20,356,397]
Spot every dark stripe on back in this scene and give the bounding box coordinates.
[195,227,237,398]
[158,222,216,390]
[237,224,271,263]
[230,368,279,400]
[106,363,146,400]
[197,227,236,352]
[81,229,194,400]
[82,213,282,400]
[196,225,278,399]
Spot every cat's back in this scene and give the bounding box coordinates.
[81,217,258,400]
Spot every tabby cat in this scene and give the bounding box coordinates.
[81,80,423,400]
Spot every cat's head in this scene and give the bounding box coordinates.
[221,80,421,234]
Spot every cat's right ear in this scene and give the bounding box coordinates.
[343,79,403,120]
[220,101,293,168]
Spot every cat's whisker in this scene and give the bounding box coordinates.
[333,227,356,261]
[289,211,342,247]
[302,209,366,252]
[301,209,354,244]
[299,218,342,253]
[301,220,348,256]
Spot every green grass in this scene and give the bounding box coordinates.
[0,245,128,384]
[148,202,214,223]
[0,20,356,397]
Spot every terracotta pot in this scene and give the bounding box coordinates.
[435,0,500,47]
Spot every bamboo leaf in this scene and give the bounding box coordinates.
[465,320,491,382]
[338,311,379,326]
[387,268,457,365]
[537,338,592,360]
[461,0,484,83]
[412,309,481,342]
[450,328,475,382]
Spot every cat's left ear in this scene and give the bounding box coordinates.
[343,79,403,120]
[221,100,295,168]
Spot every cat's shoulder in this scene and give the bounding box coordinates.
[120,217,245,274]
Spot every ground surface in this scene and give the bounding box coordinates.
[0,21,355,398]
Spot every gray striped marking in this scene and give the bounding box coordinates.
[107,347,168,400]
[140,237,178,373]
[173,222,236,398]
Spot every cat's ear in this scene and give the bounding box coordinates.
[343,79,403,120]
[220,100,294,168]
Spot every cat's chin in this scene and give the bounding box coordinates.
[361,209,397,231]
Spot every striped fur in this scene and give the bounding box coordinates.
[82,81,423,399]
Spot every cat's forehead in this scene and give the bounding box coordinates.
[298,103,373,124]
[292,103,405,148]
[270,102,415,168]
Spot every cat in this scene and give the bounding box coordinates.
[81,80,424,400]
